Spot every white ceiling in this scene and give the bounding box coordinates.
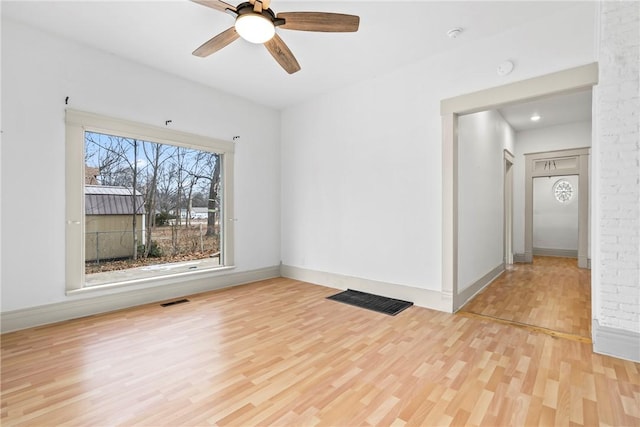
[498,90,592,132]
[3,1,593,131]
[3,0,584,112]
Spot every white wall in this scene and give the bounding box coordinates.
[513,121,592,255]
[533,175,579,251]
[1,19,281,312]
[281,3,597,307]
[458,111,514,291]
[0,0,4,314]
[593,1,639,346]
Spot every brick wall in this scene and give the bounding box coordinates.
[596,1,640,333]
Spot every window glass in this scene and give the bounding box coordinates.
[84,132,224,286]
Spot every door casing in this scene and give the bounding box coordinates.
[441,62,598,311]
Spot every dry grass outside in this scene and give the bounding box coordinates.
[85,222,220,274]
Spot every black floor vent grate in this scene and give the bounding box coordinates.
[326,289,413,316]
[161,299,190,307]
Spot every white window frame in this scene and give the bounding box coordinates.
[65,109,235,293]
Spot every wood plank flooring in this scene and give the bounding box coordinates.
[460,256,592,339]
[2,277,639,426]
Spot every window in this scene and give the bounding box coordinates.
[66,110,235,292]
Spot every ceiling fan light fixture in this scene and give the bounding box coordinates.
[235,13,275,43]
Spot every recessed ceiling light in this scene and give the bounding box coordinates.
[531,114,541,122]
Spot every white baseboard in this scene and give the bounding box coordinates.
[513,253,528,263]
[533,247,578,258]
[1,266,280,333]
[280,265,452,313]
[593,319,640,362]
[514,252,591,269]
[455,263,504,311]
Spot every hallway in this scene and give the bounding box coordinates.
[460,256,591,340]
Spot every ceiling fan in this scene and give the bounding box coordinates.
[191,0,360,74]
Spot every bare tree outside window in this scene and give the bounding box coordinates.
[84,131,223,281]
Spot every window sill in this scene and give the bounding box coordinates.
[66,264,236,296]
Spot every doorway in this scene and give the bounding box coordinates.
[524,148,590,268]
[442,64,597,342]
[441,62,598,311]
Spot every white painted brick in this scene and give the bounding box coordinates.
[602,300,620,311]
[617,219,639,230]
[609,311,633,321]
[601,210,640,222]
[601,295,634,308]
[602,195,638,204]
[615,311,636,321]
[601,229,638,239]
[619,27,640,44]
[616,244,640,254]
[618,285,640,299]
[616,267,640,281]
[600,234,619,244]
[618,319,640,331]
[601,143,639,155]
[602,255,638,265]
[601,320,621,329]
[619,98,640,113]
[619,235,639,246]
[608,169,640,179]
[618,293,640,306]
[600,242,623,253]
[600,314,619,327]
[618,133,640,145]
[601,291,627,303]
[601,264,638,276]
[600,151,623,161]
[620,297,640,307]
[601,309,624,322]
[617,258,640,267]
[596,1,640,335]
[599,88,636,103]
[600,169,620,179]
[599,134,620,144]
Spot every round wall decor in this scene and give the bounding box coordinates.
[553,179,574,203]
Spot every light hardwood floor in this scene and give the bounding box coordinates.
[460,256,592,340]
[2,277,639,426]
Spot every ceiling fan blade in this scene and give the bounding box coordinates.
[264,34,301,74]
[191,0,237,14]
[193,27,240,57]
[277,12,360,32]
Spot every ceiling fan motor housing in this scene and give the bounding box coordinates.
[236,2,285,26]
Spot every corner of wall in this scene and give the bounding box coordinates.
[281,265,453,313]
[455,263,505,311]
